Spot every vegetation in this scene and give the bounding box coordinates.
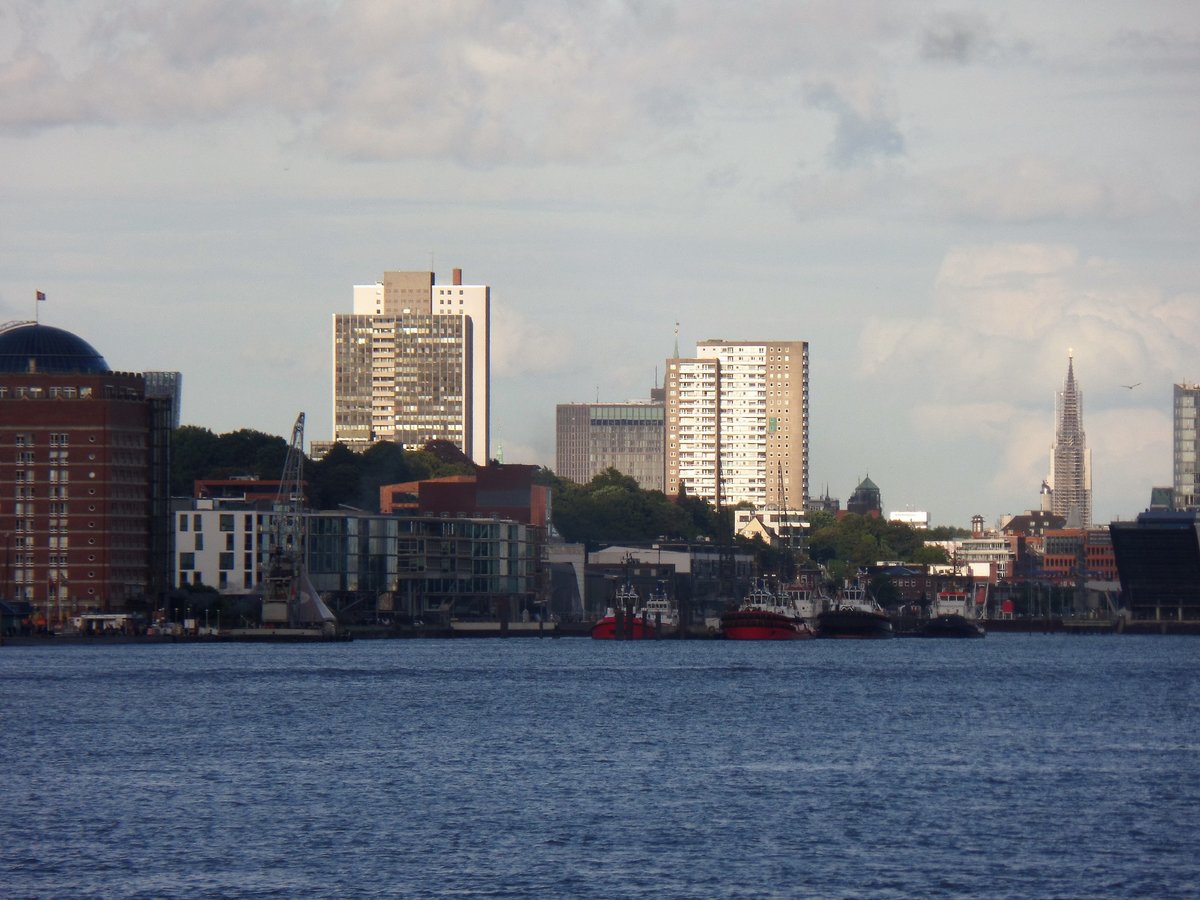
[539,468,725,546]
[170,427,474,513]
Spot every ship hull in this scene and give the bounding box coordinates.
[817,610,894,639]
[590,616,672,640]
[721,611,815,640]
[917,614,985,638]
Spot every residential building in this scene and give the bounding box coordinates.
[1173,383,1199,510]
[1047,352,1092,527]
[664,339,809,508]
[555,395,665,490]
[306,511,546,623]
[174,501,272,593]
[0,322,174,621]
[329,268,490,465]
[379,464,550,528]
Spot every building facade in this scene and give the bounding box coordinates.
[1174,383,1199,510]
[330,268,490,465]
[1048,352,1092,527]
[664,340,809,508]
[0,322,174,620]
[555,398,665,490]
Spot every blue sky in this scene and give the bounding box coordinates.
[2,1,1198,527]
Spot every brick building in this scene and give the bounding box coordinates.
[0,322,175,622]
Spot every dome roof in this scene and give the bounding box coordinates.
[0,323,111,375]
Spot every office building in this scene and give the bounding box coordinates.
[1047,352,1092,527]
[1174,383,1199,510]
[555,396,665,490]
[664,340,808,508]
[330,268,490,465]
[0,322,174,620]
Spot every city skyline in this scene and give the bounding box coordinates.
[2,3,1198,528]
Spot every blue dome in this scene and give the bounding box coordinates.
[0,323,111,374]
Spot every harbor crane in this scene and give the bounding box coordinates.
[260,413,337,631]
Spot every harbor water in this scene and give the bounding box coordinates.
[2,635,1198,898]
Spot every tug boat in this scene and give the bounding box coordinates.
[916,590,986,638]
[591,581,678,639]
[721,580,816,640]
[817,579,893,639]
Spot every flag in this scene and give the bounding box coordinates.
[36,291,46,302]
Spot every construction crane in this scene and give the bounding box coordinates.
[261,413,337,631]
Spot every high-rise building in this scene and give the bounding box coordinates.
[664,340,809,508]
[330,268,490,465]
[556,395,665,490]
[1174,383,1200,510]
[0,322,175,620]
[1047,351,1092,527]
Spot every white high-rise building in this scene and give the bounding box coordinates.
[330,269,490,465]
[1174,383,1200,510]
[665,340,809,509]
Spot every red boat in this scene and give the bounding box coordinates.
[721,582,816,641]
[591,583,678,640]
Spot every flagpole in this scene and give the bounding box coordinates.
[35,290,45,323]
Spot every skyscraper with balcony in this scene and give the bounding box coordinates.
[1047,352,1092,527]
[331,268,490,465]
[1174,382,1200,510]
[664,340,809,509]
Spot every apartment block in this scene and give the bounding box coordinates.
[665,340,808,508]
[331,268,489,465]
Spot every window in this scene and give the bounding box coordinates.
[219,514,234,532]
[219,552,235,571]
[179,552,195,570]
[194,533,204,551]
[179,514,189,532]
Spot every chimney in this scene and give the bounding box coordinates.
[452,268,462,286]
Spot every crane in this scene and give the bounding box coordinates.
[261,413,337,631]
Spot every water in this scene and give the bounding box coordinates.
[2,635,1198,898]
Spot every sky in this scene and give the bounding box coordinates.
[2,1,1198,529]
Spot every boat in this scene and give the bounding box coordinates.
[591,581,678,640]
[916,590,986,638]
[721,580,816,640]
[817,579,893,639]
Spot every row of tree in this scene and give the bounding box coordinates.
[170,427,473,512]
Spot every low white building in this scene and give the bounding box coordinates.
[174,501,275,593]
[888,509,929,529]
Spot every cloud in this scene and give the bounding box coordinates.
[805,81,904,168]
[926,156,1166,223]
[860,242,1199,516]
[491,306,575,378]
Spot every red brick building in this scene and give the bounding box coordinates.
[0,322,174,623]
[379,464,549,527]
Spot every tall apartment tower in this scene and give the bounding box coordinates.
[664,340,809,509]
[1047,351,1092,527]
[556,394,665,490]
[1174,383,1200,510]
[331,268,490,465]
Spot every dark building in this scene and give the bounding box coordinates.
[0,322,175,622]
[846,476,881,517]
[1110,511,1200,622]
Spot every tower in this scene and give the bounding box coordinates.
[664,340,809,508]
[1048,351,1092,527]
[331,268,490,465]
[1174,383,1200,510]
